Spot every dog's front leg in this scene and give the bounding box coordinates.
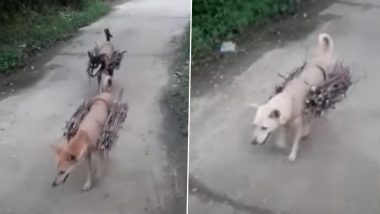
[82,152,93,191]
[288,118,303,162]
[97,73,102,93]
[276,125,288,149]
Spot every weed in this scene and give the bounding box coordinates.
[0,0,111,73]
[192,0,299,60]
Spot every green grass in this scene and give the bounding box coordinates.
[192,0,299,60]
[0,0,111,73]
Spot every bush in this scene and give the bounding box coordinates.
[0,0,110,73]
[192,0,299,59]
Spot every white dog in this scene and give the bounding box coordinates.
[251,33,334,162]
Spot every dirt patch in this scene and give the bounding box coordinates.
[159,25,189,214]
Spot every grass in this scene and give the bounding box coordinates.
[192,0,300,61]
[0,0,111,73]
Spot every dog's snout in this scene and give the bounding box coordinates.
[251,139,258,145]
[52,181,58,187]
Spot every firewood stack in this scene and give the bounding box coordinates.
[63,100,91,140]
[305,62,352,117]
[98,90,128,150]
[274,61,306,95]
[273,61,352,118]
[109,50,126,70]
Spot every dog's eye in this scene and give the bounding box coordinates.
[68,155,76,162]
[261,126,268,131]
[58,170,65,175]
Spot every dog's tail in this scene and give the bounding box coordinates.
[317,33,333,55]
[104,28,113,42]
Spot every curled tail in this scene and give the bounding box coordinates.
[104,28,113,42]
[317,33,334,55]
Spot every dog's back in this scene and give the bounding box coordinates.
[272,33,335,117]
[98,29,114,58]
[78,93,114,149]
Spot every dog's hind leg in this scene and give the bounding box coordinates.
[82,153,93,191]
[302,122,311,138]
[288,118,303,162]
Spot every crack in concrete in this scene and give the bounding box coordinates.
[189,175,289,214]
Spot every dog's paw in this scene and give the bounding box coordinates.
[287,153,297,162]
[82,181,92,192]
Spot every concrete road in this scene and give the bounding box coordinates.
[189,0,380,214]
[0,0,189,213]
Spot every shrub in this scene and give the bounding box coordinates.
[192,0,299,59]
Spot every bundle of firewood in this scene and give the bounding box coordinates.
[63,90,128,151]
[63,100,91,140]
[274,61,306,95]
[109,50,126,70]
[98,90,128,150]
[273,61,352,118]
[305,63,352,117]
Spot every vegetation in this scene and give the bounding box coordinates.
[192,0,299,60]
[0,0,111,73]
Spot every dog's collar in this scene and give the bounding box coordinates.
[316,65,327,81]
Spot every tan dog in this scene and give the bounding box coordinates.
[251,33,335,162]
[51,92,114,191]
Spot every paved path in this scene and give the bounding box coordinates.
[0,0,189,213]
[189,1,380,213]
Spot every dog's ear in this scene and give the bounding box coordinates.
[87,51,93,59]
[269,109,280,119]
[270,108,291,124]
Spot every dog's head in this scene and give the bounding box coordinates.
[50,134,88,187]
[250,98,291,145]
[87,51,103,70]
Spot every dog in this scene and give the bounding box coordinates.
[87,28,115,93]
[51,92,114,191]
[250,33,335,162]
